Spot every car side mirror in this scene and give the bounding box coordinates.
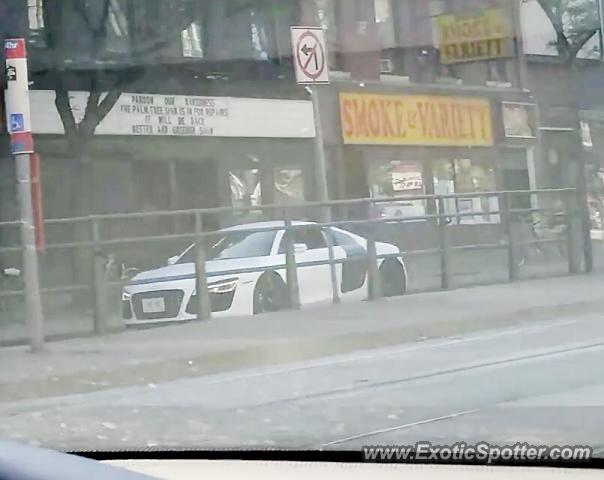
[167,255,179,266]
[294,243,308,254]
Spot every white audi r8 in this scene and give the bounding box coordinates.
[122,221,407,326]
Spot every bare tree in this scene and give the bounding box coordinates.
[42,0,194,164]
[40,0,194,285]
[536,0,601,64]
[534,0,598,271]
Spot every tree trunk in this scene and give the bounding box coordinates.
[560,63,593,272]
[70,137,96,302]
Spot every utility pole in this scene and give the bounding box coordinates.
[510,0,529,91]
[5,38,44,351]
[309,85,331,223]
[291,26,332,223]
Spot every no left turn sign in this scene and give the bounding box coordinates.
[291,26,329,84]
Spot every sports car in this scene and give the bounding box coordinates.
[122,221,407,325]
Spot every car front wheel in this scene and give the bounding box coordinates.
[253,272,287,314]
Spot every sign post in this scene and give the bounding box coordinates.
[5,38,44,351]
[291,26,330,222]
[600,0,604,60]
[30,153,45,253]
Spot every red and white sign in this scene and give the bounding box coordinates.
[4,38,34,154]
[291,26,330,85]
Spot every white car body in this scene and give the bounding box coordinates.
[122,221,406,326]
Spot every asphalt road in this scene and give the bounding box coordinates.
[2,311,604,453]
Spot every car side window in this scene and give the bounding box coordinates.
[279,227,327,253]
[331,229,358,247]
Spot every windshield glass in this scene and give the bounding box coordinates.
[178,230,276,263]
[1,0,603,466]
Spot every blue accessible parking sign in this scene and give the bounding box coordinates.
[10,113,25,133]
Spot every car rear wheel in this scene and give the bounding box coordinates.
[253,272,287,314]
[379,260,407,298]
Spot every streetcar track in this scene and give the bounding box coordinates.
[3,327,604,423]
[320,409,481,446]
[203,339,604,415]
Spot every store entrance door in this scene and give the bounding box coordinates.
[342,150,370,220]
[499,149,531,210]
[175,158,221,231]
[229,156,265,224]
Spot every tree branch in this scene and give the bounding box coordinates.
[71,0,111,36]
[54,88,78,140]
[536,0,570,52]
[71,0,112,59]
[536,0,563,32]
[79,77,126,135]
[96,88,122,121]
[42,0,61,51]
[84,89,102,116]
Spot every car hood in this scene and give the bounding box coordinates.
[129,256,279,285]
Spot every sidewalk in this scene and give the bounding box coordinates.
[0,248,573,347]
[1,272,604,403]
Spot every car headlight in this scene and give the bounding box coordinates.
[122,291,132,302]
[207,278,239,295]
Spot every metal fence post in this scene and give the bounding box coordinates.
[576,188,593,274]
[366,227,381,301]
[564,191,580,274]
[91,218,109,335]
[501,192,518,282]
[324,226,340,305]
[194,213,212,321]
[284,218,301,310]
[16,153,44,351]
[438,196,451,290]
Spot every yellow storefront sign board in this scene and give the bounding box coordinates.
[339,92,494,147]
[437,8,511,64]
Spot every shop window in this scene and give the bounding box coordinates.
[28,0,130,53]
[209,1,299,65]
[230,169,262,208]
[132,161,170,213]
[274,169,305,204]
[367,161,427,220]
[375,0,396,50]
[28,0,44,31]
[314,0,340,70]
[486,59,509,85]
[208,0,278,62]
[249,7,273,61]
[545,148,566,189]
[230,169,263,222]
[433,158,499,224]
[182,21,205,58]
[410,46,461,84]
[127,160,172,246]
[272,2,302,62]
[105,0,131,55]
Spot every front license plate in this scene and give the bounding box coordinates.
[141,297,166,314]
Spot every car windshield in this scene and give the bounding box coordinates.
[2,0,604,467]
[178,230,276,263]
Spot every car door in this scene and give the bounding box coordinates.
[329,228,368,295]
[277,226,336,305]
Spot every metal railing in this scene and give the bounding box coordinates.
[0,187,588,344]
